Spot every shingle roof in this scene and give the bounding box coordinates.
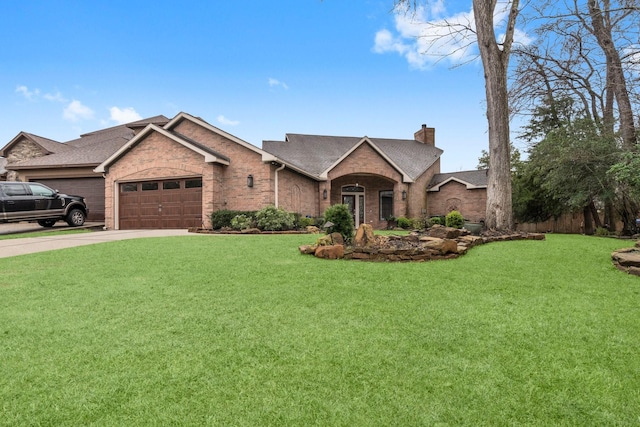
[428,169,489,191]
[262,134,443,181]
[7,116,170,169]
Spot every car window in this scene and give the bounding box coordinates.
[28,184,56,197]
[2,183,28,196]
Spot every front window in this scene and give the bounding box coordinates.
[28,184,55,197]
[380,190,393,220]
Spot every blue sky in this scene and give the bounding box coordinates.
[0,0,518,172]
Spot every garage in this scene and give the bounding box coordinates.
[118,178,203,229]
[36,177,105,220]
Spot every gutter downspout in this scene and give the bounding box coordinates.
[274,163,286,207]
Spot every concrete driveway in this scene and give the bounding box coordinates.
[0,223,202,258]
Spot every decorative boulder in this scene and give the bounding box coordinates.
[428,224,466,239]
[315,245,345,259]
[612,247,640,276]
[354,224,376,247]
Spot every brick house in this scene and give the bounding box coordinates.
[426,169,488,223]
[3,111,488,229]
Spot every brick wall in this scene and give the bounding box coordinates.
[275,167,319,217]
[426,180,487,222]
[172,120,273,212]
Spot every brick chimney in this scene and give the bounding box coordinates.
[414,124,435,145]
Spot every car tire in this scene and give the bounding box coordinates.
[38,219,57,228]
[66,209,86,227]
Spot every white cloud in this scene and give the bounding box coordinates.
[217,115,240,126]
[63,100,94,122]
[43,91,67,103]
[268,78,289,90]
[109,106,142,124]
[374,3,532,70]
[16,85,40,100]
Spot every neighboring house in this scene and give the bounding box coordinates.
[3,111,488,230]
[426,169,488,223]
[0,116,169,219]
[0,157,7,180]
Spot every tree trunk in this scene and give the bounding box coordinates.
[474,0,517,231]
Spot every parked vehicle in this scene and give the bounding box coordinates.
[0,181,88,227]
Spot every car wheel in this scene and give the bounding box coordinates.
[38,219,57,228]
[66,209,86,227]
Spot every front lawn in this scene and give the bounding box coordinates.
[0,234,638,425]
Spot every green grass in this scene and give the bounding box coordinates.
[0,228,91,240]
[0,234,638,426]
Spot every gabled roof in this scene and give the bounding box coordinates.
[262,134,442,182]
[427,169,489,191]
[164,112,276,161]
[4,116,170,170]
[94,124,230,173]
[0,132,69,157]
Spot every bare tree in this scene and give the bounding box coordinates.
[395,0,522,230]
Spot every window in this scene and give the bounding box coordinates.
[121,183,138,192]
[141,182,158,191]
[380,190,393,220]
[3,183,28,196]
[28,184,55,197]
[185,179,202,188]
[163,181,180,190]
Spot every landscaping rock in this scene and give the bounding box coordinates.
[306,226,321,234]
[298,244,317,254]
[330,232,344,246]
[428,224,467,239]
[315,244,344,259]
[354,224,375,247]
[612,247,640,276]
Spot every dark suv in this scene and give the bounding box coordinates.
[0,181,88,227]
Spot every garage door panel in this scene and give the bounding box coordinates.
[119,178,202,229]
[37,177,105,220]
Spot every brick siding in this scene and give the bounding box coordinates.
[427,180,487,222]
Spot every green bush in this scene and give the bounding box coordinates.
[323,204,354,243]
[430,216,443,226]
[397,217,412,229]
[210,210,254,229]
[410,217,428,230]
[255,205,295,231]
[231,214,254,231]
[595,227,611,237]
[298,216,315,228]
[445,210,465,229]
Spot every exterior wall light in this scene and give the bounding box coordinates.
[402,190,407,200]
[323,188,328,199]
[247,175,254,187]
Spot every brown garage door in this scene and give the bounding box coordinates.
[36,177,105,220]
[119,178,203,229]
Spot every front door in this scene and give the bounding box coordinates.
[342,185,365,228]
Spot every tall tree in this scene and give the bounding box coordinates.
[396,0,521,230]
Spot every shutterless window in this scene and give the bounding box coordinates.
[163,181,180,190]
[121,183,138,192]
[380,190,393,220]
[185,179,203,188]
[28,184,55,197]
[142,182,159,191]
[3,184,28,196]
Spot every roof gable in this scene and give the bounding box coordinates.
[0,132,67,157]
[428,169,489,191]
[262,134,443,182]
[94,124,230,173]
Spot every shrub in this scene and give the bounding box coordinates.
[410,217,428,230]
[298,216,315,228]
[231,214,254,231]
[595,226,611,237]
[430,216,443,226]
[445,210,465,229]
[323,204,354,243]
[397,217,412,229]
[255,205,295,231]
[210,210,251,229]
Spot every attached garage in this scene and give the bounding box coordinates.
[118,178,203,229]
[36,177,105,220]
